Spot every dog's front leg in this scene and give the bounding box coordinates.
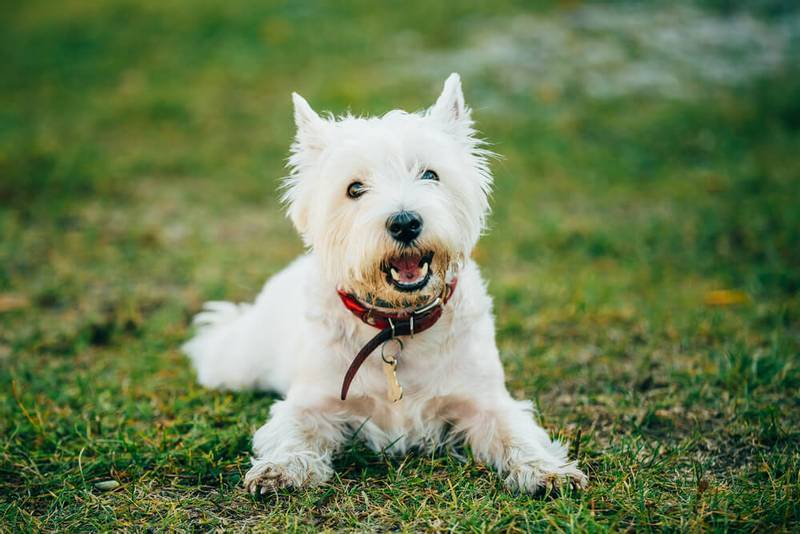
[459,394,587,494]
[243,397,346,494]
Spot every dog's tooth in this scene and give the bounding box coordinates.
[420,262,429,277]
[390,268,401,281]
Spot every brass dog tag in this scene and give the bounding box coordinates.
[381,339,404,402]
[382,358,404,402]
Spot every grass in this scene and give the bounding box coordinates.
[1,0,799,530]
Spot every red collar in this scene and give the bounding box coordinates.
[337,279,457,400]
[337,279,457,332]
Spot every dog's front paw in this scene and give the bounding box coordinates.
[504,461,587,494]
[244,454,332,494]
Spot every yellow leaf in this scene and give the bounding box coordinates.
[704,290,748,307]
[0,294,29,312]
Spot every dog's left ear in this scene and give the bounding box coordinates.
[428,73,473,138]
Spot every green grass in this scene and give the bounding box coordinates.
[2,0,799,530]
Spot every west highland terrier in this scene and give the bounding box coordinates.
[183,74,587,494]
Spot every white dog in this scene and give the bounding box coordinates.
[183,74,587,494]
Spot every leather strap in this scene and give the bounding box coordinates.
[338,280,456,400]
[340,328,393,401]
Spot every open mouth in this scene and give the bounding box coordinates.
[382,251,434,292]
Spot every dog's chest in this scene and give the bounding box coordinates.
[350,358,476,445]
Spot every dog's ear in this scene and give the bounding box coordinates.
[286,93,329,240]
[428,73,472,137]
[292,92,328,154]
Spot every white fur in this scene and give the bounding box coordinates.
[183,74,587,494]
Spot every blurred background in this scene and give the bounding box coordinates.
[1,0,798,530]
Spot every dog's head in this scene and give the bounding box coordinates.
[282,74,492,308]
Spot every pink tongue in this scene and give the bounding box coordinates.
[391,255,423,282]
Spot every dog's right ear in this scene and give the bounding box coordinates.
[285,93,328,243]
[291,92,328,155]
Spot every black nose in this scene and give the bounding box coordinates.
[386,211,423,244]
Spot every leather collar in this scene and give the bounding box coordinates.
[337,279,457,400]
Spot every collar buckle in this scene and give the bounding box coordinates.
[412,296,442,316]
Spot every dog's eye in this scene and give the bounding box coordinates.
[421,169,439,181]
[347,181,367,199]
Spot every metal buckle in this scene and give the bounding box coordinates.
[413,296,441,316]
[387,317,396,338]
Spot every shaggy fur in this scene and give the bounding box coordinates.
[183,74,587,494]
